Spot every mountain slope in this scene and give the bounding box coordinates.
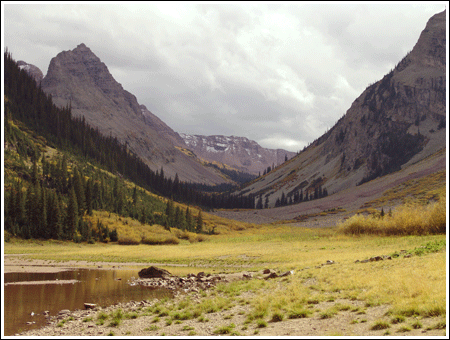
[40,43,228,185]
[181,134,297,175]
[236,10,446,207]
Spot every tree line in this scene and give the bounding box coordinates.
[4,50,255,213]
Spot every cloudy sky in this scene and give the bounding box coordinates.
[2,2,446,152]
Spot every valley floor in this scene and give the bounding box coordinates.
[6,258,447,337]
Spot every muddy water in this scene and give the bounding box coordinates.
[3,269,172,336]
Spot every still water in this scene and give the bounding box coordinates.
[4,268,172,336]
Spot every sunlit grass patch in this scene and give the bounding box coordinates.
[213,323,236,334]
[338,194,446,236]
[370,320,390,330]
[287,307,311,319]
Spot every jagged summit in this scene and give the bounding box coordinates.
[236,10,446,207]
[40,43,230,185]
[181,134,297,175]
[17,60,44,83]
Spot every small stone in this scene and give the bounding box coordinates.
[265,272,278,280]
[280,270,294,277]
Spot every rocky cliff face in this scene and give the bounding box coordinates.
[238,10,446,206]
[40,43,228,185]
[17,60,44,83]
[181,134,297,175]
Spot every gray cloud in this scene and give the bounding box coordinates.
[3,2,446,152]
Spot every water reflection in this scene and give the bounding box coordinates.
[4,269,172,336]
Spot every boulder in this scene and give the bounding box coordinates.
[84,303,97,310]
[138,266,171,279]
[265,272,278,280]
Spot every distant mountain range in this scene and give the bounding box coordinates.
[17,10,445,202]
[235,10,446,207]
[181,134,296,175]
[19,44,295,185]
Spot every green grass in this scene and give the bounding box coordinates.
[390,315,405,324]
[213,323,236,334]
[4,201,446,336]
[338,194,446,236]
[108,309,123,327]
[370,320,390,330]
[270,311,284,322]
[256,319,267,328]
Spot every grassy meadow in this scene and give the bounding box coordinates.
[4,171,447,334]
[4,218,446,324]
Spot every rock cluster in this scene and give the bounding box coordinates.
[355,255,392,263]
[134,270,227,293]
[133,266,296,292]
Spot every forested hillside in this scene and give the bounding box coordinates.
[3,51,256,243]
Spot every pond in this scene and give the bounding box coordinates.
[3,268,172,336]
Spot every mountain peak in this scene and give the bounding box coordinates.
[181,134,297,175]
[237,10,446,206]
[40,44,229,185]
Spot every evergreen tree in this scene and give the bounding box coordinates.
[38,184,49,239]
[47,190,62,240]
[85,177,93,216]
[196,210,203,234]
[66,186,79,240]
[72,167,86,216]
[140,206,147,225]
[165,199,175,228]
[256,195,263,209]
[185,207,194,232]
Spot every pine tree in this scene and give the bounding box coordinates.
[185,207,194,232]
[165,199,175,228]
[39,185,49,239]
[196,210,203,234]
[47,190,62,240]
[66,186,79,240]
[72,167,86,216]
[140,206,147,225]
[85,178,94,216]
[256,195,263,209]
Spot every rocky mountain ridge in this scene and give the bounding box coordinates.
[237,10,446,207]
[17,60,44,83]
[181,134,297,175]
[39,43,228,185]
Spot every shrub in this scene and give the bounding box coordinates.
[338,196,446,236]
[270,312,284,322]
[370,320,390,330]
[256,319,267,328]
[288,308,310,319]
[118,233,140,245]
[213,323,235,334]
[391,315,405,324]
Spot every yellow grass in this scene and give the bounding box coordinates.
[4,195,447,321]
[338,194,446,236]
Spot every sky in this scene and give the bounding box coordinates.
[2,2,447,152]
